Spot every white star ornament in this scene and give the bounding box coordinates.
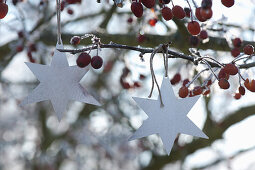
[129,77,208,155]
[20,44,101,120]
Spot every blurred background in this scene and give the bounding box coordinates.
[1,0,255,170]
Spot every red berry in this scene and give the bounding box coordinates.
[200,8,213,20]
[137,34,146,43]
[193,86,203,95]
[187,21,201,35]
[221,0,234,8]
[223,64,238,75]
[76,53,91,68]
[195,7,206,22]
[70,36,81,45]
[206,79,212,86]
[234,93,241,100]
[172,5,185,19]
[239,86,245,95]
[182,79,190,86]
[233,38,242,48]
[231,48,240,57]
[199,30,208,39]
[141,0,155,9]
[243,44,254,55]
[0,2,8,19]
[161,7,173,21]
[148,18,157,26]
[16,45,24,52]
[218,78,230,89]
[179,86,189,98]
[170,73,181,85]
[131,2,143,18]
[250,80,255,92]
[67,8,74,15]
[244,78,251,90]
[203,89,210,96]
[218,68,229,80]
[91,56,103,69]
[134,81,141,88]
[122,82,131,89]
[127,17,133,23]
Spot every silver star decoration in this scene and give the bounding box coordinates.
[21,44,101,120]
[129,77,208,155]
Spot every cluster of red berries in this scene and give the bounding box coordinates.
[120,67,143,89]
[15,31,37,63]
[218,63,238,89]
[231,38,254,57]
[172,73,212,98]
[70,36,103,69]
[76,52,103,69]
[0,1,8,19]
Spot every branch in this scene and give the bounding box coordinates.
[58,43,255,69]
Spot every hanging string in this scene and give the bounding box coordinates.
[56,0,62,44]
[148,45,164,107]
[164,44,169,77]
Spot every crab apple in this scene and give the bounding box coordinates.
[199,30,208,39]
[172,5,185,19]
[170,73,181,85]
[187,21,201,35]
[189,36,200,47]
[203,89,210,96]
[91,56,103,69]
[70,36,81,45]
[76,53,91,68]
[234,93,241,100]
[16,45,24,52]
[231,48,240,57]
[233,38,242,48]
[162,7,173,21]
[218,78,230,89]
[201,0,212,9]
[243,44,254,55]
[244,78,251,90]
[148,18,157,26]
[200,8,213,20]
[184,7,191,17]
[179,86,189,98]
[207,79,212,86]
[250,80,255,92]
[131,2,143,18]
[239,86,245,95]
[218,68,229,80]
[193,86,203,95]
[67,8,74,15]
[141,0,155,9]
[133,81,141,88]
[121,81,131,89]
[195,7,206,22]
[223,63,238,75]
[0,2,8,19]
[221,0,234,8]
[127,17,133,23]
[182,79,190,86]
[137,34,146,43]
